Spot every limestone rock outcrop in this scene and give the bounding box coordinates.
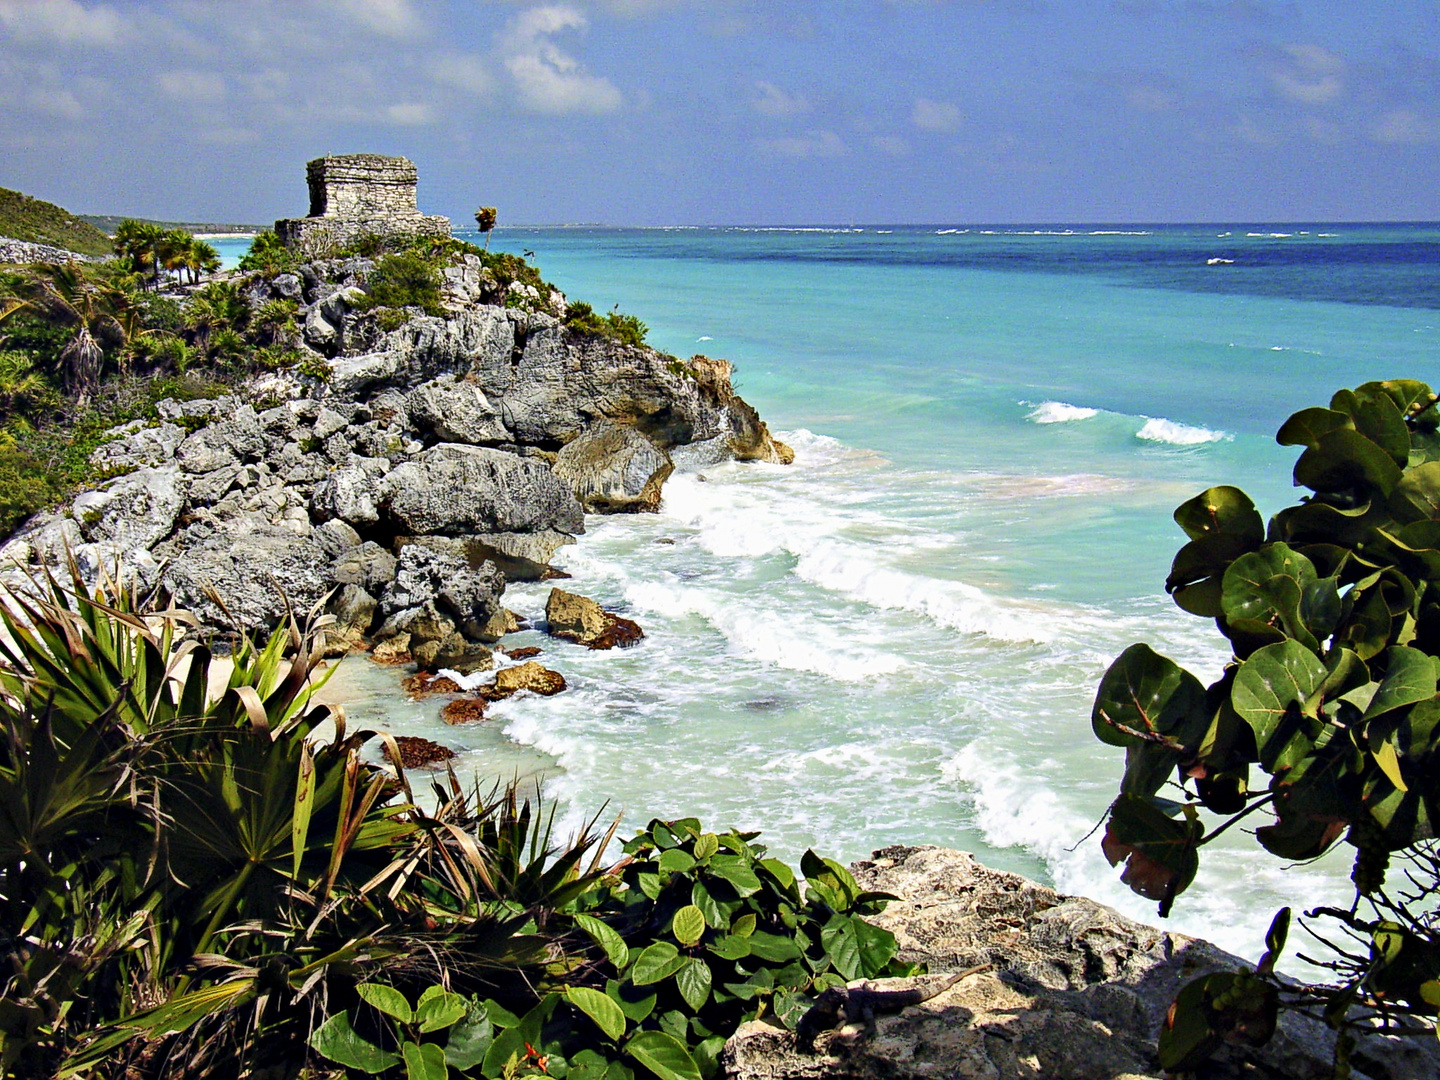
[546,587,644,650]
[722,846,1434,1080]
[553,420,673,513]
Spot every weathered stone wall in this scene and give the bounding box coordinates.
[276,153,450,257]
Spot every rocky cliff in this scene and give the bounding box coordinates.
[723,847,1436,1080]
[0,247,792,666]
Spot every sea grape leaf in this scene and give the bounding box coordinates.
[309,1011,399,1074]
[1333,387,1411,467]
[1294,428,1404,498]
[1173,486,1265,543]
[568,987,627,1042]
[1221,544,1318,650]
[1092,643,1208,750]
[1392,461,1440,522]
[1100,794,1202,916]
[1232,640,1328,768]
[1276,407,1354,451]
[1363,647,1437,722]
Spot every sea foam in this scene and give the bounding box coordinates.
[1026,401,1098,424]
[1135,417,1228,445]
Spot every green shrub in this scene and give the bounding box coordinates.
[375,307,410,332]
[1091,378,1440,1068]
[565,301,649,348]
[357,250,444,317]
[236,229,297,276]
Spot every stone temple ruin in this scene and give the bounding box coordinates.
[275,154,450,256]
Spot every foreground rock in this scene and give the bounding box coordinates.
[493,661,566,697]
[723,846,1434,1080]
[390,735,456,769]
[546,587,644,650]
[553,419,673,513]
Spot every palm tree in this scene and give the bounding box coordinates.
[112,219,167,286]
[475,206,497,250]
[183,280,249,356]
[0,351,52,416]
[15,261,131,404]
[184,237,221,283]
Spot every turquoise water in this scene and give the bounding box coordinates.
[243,226,1439,960]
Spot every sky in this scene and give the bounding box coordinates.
[0,0,1437,225]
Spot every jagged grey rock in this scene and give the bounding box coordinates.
[722,846,1433,1080]
[88,420,185,472]
[382,443,583,537]
[160,523,332,633]
[406,374,510,444]
[176,405,264,473]
[332,541,397,594]
[72,466,183,550]
[311,464,384,527]
[553,420,674,513]
[380,544,505,642]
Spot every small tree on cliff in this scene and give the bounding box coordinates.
[474,205,497,250]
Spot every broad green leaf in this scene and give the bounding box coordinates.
[758,858,796,891]
[821,916,862,980]
[708,853,762,896]
[357,982,414,1024]
[568,986,627,1042]
[1173,486,1264,542]
[1092,643,1208,749]
[731,913,757,938]
[1393,460,1440,522]
[1276,407,1353,452]
[606,979,657,1023]
[626,1030,703,1080]
[1100,794,1202,916]
[576,912,629,969]
[415,991,467,1033]
[852,917,898,975]
[1363,647,1437,721]
[675,957,713,1011]
[708,935,750,961]
[659,848,697,874]
[673,904,706,947]
[1232,640,1328,768]
[692,832,719,860]
[1374,739,1409,792]
[1294,428,1404,498]
[631,941,686,986]
[403,1040,447,1080]
[444,1003,493,1071]
[1221,544,1318,649]
[1158,977,1221,1072]
[745,930,802,963]
[309,1011,399,1074]
[691,880,736,930]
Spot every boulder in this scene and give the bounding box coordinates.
[552,420,674,513]
[441,698,488,724]
[312,463,384,527]
[434,635,494,675]
[89,420,185,472]
[546,587,645,650]
[477,607,520,642]
[175,406,264,473]
[400,531,573,584]
[380,544,505,643]
[406,373,510,444]
[382,443,584,537]
[160,522,331,633]
[493,661,566,697]
[326,583,377,653]
[722,846,1434,1080]
[72,466,183,550]
[390,735,456,770]
[332,541,397,595]
[371,633,411,664]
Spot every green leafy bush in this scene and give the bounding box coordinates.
[564,301,649,348]
[236,229,298,276]
[357,249,445,317]
[1091,378,1440,1066]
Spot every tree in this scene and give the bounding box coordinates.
[13,261,131,404]
[475,205,497,250]
[1091,378,1440,1069]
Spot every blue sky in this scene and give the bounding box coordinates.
[1,0,1436,224]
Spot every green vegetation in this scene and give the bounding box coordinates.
[0,188,112,258]
[1090,379,1440,1068]
[564,301,649,348]
[0,571,910,1078]
[354,249,445,316]
[113,220,220,286]
[81,214,263,236]
[236,229,298,276]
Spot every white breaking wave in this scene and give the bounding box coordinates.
[1135,417,1229,445]
[1026,401,1099,424]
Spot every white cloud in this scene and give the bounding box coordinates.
[1374,109,1439,145]
[331,0,424,39]
[25,87,86,120]
[430,53,494,97]
[383,102,436,125]
[752,81,809,118]
[873,135,909,156]
[0,0,125,45]
[501,5,623,115]
[755,129,845,158]
[156,69,226,105]
[912,97,963,134]
[1271,44,1344,105]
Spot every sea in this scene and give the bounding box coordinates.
[217,224,1440,962]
